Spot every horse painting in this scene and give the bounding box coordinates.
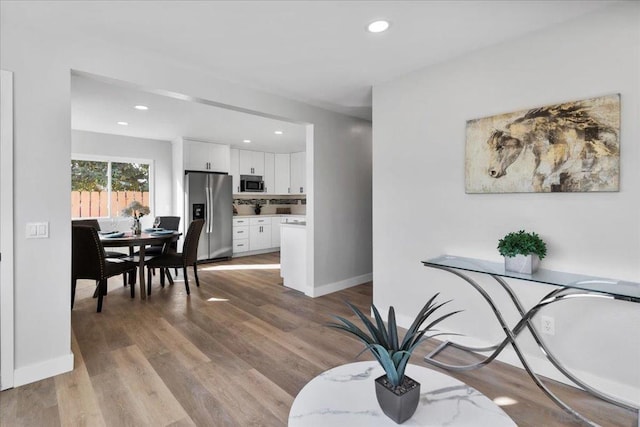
[465,94,620,193]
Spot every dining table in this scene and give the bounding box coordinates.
[100,230,181,300]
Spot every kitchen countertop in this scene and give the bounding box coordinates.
[233,214,305,218]
[280,221,306,227]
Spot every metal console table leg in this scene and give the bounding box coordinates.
[423,263,638,427]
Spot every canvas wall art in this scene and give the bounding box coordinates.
[465,94,620,193]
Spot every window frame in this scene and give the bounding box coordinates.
[71,153,155,219]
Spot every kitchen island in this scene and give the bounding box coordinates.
[280,221,308,294]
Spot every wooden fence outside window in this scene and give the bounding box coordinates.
[71,191,149,218]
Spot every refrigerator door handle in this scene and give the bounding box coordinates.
[205,175,211,234]
[210,176,215,234]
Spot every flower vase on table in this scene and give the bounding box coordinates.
[121,201,149,236]
[132,217,142,235]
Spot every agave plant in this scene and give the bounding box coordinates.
[327,293,460,387]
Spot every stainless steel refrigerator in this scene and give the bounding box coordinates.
[185,171,233,261]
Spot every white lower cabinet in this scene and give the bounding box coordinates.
[250,224,272,251]
[233,240,249,253]
[233,225,249,240]
[232,215,305,256]
[232,218,249,253]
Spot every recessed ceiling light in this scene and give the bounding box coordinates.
[134,105,148,110]
[367,20,390,33]
[274,130,283,135]
[117,121,129,126]
[243,139,251,143]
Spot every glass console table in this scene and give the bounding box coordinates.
[422,255,639,427]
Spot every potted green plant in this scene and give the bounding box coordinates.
[497,229,547,274]
[327,294,460,424]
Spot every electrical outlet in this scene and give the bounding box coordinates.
[541,315,555,336]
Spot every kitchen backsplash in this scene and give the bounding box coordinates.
[233,194,306,216]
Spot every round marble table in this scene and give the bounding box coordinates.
[289,361,516,426]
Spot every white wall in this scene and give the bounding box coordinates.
[373,3,639,405]
[72,130,173,227]
[0,3,372,386]
[309,118,373,296]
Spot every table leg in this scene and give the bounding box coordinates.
[138,245,146,300]
[423,265,635,426]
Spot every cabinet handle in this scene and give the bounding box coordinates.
[238,244,244,247]
[238,230,244,233]
[288,187,290,193]
[300,187,303,193]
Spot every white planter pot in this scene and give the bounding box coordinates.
[504,254,540,274]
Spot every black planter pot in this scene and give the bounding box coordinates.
[374,374,421,424]
[254,206,261,215]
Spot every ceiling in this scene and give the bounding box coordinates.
[71,73,308,153]
[12,1,619,149]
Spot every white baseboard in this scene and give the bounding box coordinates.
[231,248,279,258]
[494,345,640,408]
[13,353,74,388]
[309,273,373,297]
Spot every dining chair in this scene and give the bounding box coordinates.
[72,225,138,312]
[72,219,128,258]
[147,216,181,254]
[72,218,133,286]
[133,216,182,280]
[144,219,205,296]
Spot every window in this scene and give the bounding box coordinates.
[71,157,151,218]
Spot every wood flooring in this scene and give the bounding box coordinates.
[1,253,637,426]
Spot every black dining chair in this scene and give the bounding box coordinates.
[72,218,133,286]
[144,219,204,296]
[72,219,128,258]
[146,216,181,255]
[141,216,181,278]
[72,225,138,312]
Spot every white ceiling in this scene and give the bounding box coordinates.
[14,0,619,149]
[71,73,308,153]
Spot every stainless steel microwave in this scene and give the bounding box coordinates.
[240,175,265,192]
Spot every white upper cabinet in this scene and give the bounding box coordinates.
[184,139,230,173]
[228,149,304,195]
[275,153,291,194]
[290,151,306,194]
[264,152,275,195]
[239,150,265,176]
[230,148,240,193]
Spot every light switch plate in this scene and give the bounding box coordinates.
[26,222,49,239]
